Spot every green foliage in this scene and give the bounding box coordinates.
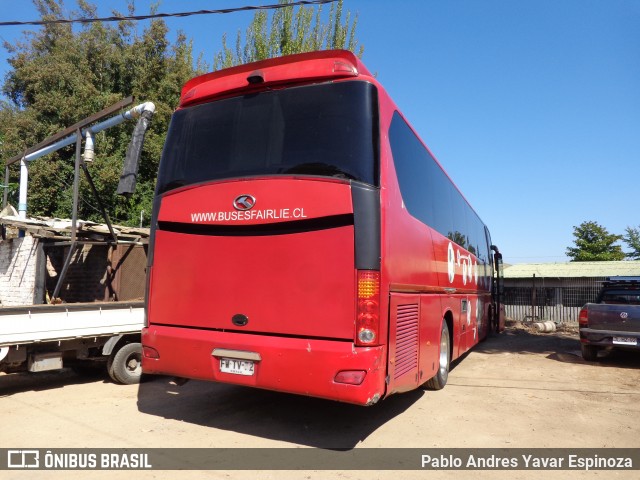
[566,221,625,262]
[1,0,364,226]
[623,226,640,260]
[213,0,363,69]
[1,0,201,226]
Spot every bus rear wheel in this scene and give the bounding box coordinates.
[425,321,450,390]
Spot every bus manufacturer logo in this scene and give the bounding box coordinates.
[620,312,628,319]
[233,194,256,211]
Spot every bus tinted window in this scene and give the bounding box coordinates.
[157,81,379,193]
[389,112,489,263]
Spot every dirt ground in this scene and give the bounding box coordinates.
[1,324,639,480]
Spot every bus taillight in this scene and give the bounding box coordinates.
[143,346,160,359]
[356,270,381,346]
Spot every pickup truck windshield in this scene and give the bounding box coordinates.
[157,81,379,193]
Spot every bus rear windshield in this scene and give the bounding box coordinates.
[157,81,379,193]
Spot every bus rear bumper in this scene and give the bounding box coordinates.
[142,326,387,406]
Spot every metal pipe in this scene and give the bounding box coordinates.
[81,162,117,243]
[3,165,8,209]
[17,102,156,219]
[18,158,28,222]
[71,129,82,244]
[87,101,155,135]
[52,243,78,300]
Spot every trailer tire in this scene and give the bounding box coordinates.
[581,343,599,362]
[424,321,450,390]
[108,342,142,384]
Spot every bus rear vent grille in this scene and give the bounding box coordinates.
[394,303,419,380]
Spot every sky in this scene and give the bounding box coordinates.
[0,0,638,265]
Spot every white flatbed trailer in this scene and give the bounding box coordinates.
[0,302,144,384]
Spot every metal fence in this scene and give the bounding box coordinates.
[503,277,605,324]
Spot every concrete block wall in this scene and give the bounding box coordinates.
[0,236,41,306]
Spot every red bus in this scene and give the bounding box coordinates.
[142,50,504,406]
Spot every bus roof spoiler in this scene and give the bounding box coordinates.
[179,50,372,107]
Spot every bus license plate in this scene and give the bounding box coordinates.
[219,358,255,376]
[613,337,637,346]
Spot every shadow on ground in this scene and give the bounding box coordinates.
[137,375,424,449]
[0,368,110,397]
[477,325,640,369]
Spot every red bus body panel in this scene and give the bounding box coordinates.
[149,179,356,339]
[143,327,386,405]
[159,177,352,226]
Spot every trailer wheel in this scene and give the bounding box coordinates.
[108,342,142,384]
[425,321,450,390]
[581,343,599,362]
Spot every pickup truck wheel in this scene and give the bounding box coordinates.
[581,344,599,362]
[108,342,142,384]
[424,322,450,390]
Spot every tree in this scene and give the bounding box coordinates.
[623,226,640,260]
[1,0,364,225]
[213,0,363,69]
[566,221,625,261]
[1,0,202,226]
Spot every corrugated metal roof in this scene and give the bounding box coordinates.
[0,213,149,242]
[503,261,640,279]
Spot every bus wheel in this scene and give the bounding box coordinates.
[108,342,142,385]
[425,322,450,390]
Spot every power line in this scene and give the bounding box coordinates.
[0,0,337,27]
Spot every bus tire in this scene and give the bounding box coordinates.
[425,321,450,390]
[581,343,599,362]
[108,342,142,385]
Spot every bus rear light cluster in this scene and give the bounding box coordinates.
[356,270,380,346]
[578,308,588,327]
[334,370,366,385]
[143,346,160,359]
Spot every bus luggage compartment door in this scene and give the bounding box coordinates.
[387,293,421,394]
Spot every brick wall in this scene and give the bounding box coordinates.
[0,235,42,306]
[45,244,111,303]
[1,237,146,306]
[44,244,147,302]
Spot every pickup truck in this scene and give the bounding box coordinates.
[578,277,640,361]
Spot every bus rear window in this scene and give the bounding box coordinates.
[157,81,379,193]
